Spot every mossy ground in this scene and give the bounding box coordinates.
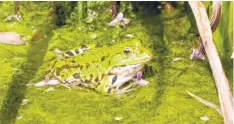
[0,1,231,124]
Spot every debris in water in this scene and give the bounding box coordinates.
[114,116,122,121]
[125,34,134,38]
[11,67,18,70]
[85,10,97,23]
[16,116,23,120]
[172,57,182,62]
[108,12,130,26]
[43,87,55,94]
[0,32,26,45]
[13,57,23,60]
[91,33,97,39]
[4,14,21,22]
[21,99,29,106]
[200,115,210,121]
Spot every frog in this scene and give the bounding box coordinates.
[34,39,152,95]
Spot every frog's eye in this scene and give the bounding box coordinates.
[123,47,131,55]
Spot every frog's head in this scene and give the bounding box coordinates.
[99,40,152,94]
[108,39,152,69]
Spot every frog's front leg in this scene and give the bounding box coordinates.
[114,83,137,95]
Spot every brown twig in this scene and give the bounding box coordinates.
[189,2,234,123]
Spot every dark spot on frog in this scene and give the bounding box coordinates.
[74,64,80,68]
[107,88,112,93]
[112,75,117,84]
[63,80,69,84]
[73,73,80,79]
[101,56,106,61]
[61,74,65,78]
[108,60,111,65]
[81,45,88,49]
[94,77,99,82]
[56,64,70,75]
[45,70,51,75]
[60,64,70,70]
[71,60,75,63]
[90,74,93,79]
[96,64,99,68]
[56,67,60,76]
[86,63,90,68]
[65,51,74,56]
[84,79,90,84]
[75,49,80,54]
[80,65,83,70]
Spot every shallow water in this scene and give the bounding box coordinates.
[0,1,231,124]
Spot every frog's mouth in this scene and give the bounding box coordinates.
[109,54,152,75]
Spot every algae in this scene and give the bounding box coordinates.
[0,1,230,124]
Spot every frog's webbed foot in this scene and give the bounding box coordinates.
[132,78,149,86]
[133,71,149,86]
[59,84,72,90]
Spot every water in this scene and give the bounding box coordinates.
[0,1,229,124]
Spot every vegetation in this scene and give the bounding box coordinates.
[0,1,232,124]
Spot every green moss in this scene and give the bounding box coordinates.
[0,1,228,124]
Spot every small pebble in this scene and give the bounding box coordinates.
[16,116,23,120]
[172,57,181,62]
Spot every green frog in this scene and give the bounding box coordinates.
[35,39,152,95]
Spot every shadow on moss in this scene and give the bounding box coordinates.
[131,1,168,116]
[0,26,52,124]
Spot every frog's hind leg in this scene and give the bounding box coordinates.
[59,77,82,90]
[34,79,59,87]
[114,82,137,95]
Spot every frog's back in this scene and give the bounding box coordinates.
[49,46,114,88]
